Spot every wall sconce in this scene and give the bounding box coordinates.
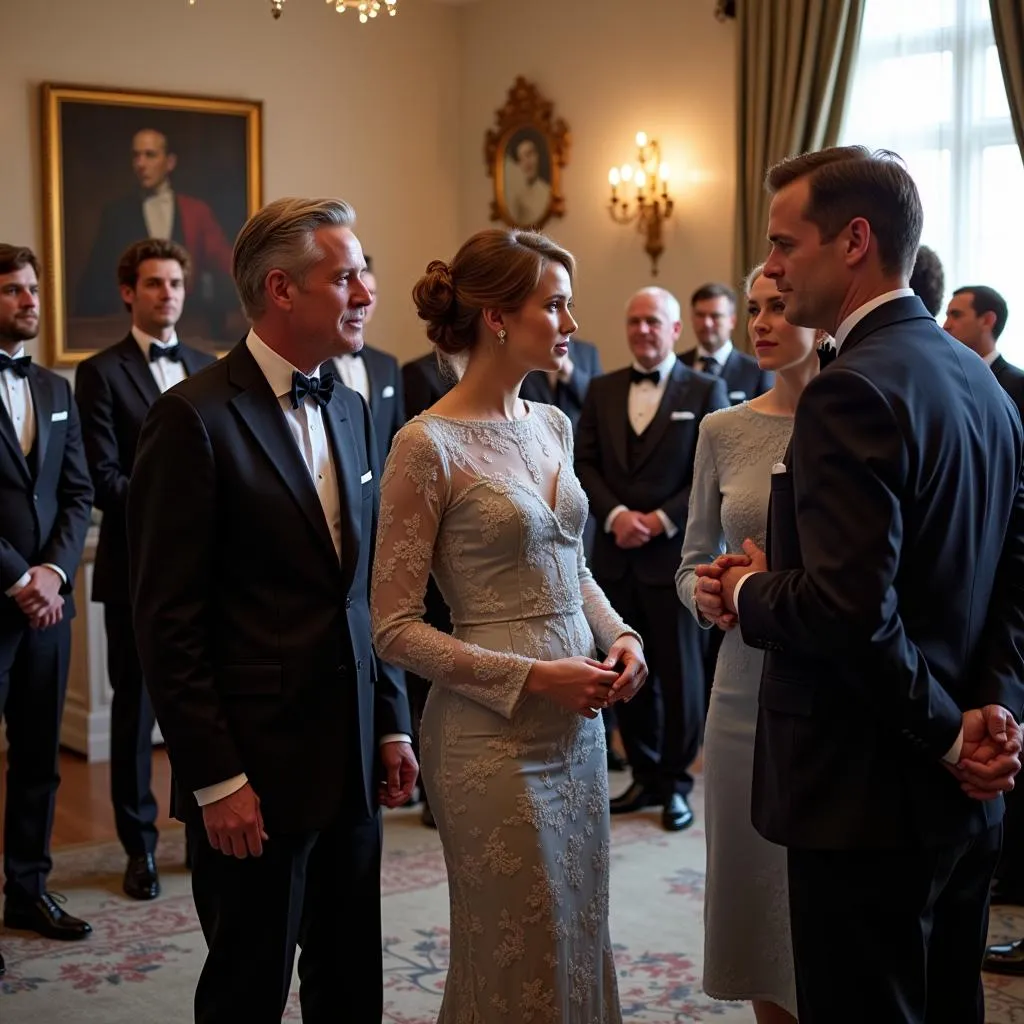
[608,132,674,276]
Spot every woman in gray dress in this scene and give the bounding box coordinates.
[675,266,826,1023]
[372,228,647,1023]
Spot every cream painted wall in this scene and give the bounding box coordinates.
[0,0,463,370]
[455,0,737,370]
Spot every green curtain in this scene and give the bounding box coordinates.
[734,0,867,304]
[991,0,1024,164]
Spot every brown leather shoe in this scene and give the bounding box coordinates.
[984,938,1024,975]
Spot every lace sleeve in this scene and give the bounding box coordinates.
[676,418,723,627]
[371,419,534,719]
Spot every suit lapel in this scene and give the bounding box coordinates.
[27,367,53,477]
[120,336,162,406]
[631,362,691,474]
[0,392,30,483]
[322,399,360,586]
[228,346,339,562]
[361,350,378,412]
[609,371,631,473]
[181,346,210,377]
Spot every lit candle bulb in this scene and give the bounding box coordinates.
[608,168,621,187]
[635,131,648,148]
[620,164,633,183]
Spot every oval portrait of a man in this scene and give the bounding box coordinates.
[502,128,553,229]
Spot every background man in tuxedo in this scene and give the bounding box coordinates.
[576,287,728,831]
[519,336,603,431]
[700,147,1024,1023]
[75,238,216,901]
[402,350,453,419]
[680,282,773,405]
[76,128,236,328]
[0,244,94,945]
[127,198,416,1022]
[944,286,1024,419]
[326,254,404,466]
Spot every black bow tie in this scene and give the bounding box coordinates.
[0,353,30,377]
[291,370,335,409]
[630,367,661,386]
[817,345,838,368]
[149,343,182,363]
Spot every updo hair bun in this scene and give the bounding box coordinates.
[413,260,468,355]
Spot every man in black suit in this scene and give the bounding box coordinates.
[680,283,773,405]
[402,350,453,418]
[944,285,1024,419]
[75,239,216,901]
[326,255,404,466]
[0,244,94,943]
[700,146,1024,1023]
[576,286,729,831]
[127,198,416,1023]
[519,336,603,431]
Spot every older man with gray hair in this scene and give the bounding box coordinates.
[127,197,416,1023]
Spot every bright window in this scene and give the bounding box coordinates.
[841,0,1024,364]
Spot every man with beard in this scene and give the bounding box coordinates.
[0,244,94,954]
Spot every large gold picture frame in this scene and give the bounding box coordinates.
[41,83,262,366]
[485,78,570,231]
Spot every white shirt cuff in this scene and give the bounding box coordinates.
[195,773,248,807]
[5,571,31,597]
[42,563,67,586]
[604,505,628,533]
[732,570,760,617]
[654,509,677,539]
[941,728,964,765]
[380,734,412,745]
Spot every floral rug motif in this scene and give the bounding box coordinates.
[3,779,1024,1023]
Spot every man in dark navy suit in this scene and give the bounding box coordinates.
[519,336,603,431]
[576,287,728,832]
[699,147,1024,1023]
[75,238,216,901]
[0,244,94,945]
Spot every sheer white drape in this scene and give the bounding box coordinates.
[841,0,1024,365]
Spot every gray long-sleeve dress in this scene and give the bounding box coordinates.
[372,403,639,1023]
[675,403,798,1015]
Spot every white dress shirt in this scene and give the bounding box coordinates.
[333,353,370,404]
[133,326,187,394]
[1,348,68,596]
[142,182,175,240]
[983,349,1000,367]
[195,330,408,807]
[731,288,962,763]
[605,351,678,539]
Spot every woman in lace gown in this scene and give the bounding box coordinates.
[371,229,647,1023]
[675,267,826,1024]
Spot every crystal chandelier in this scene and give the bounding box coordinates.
[188,0,398,21]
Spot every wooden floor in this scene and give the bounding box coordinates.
[0,747,180,851]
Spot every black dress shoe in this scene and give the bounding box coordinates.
[4,893,92,940]
[662,793,695,832]
[984,938,1024,975]
[123,853,161,901]
[607,749,627,772]
[609,782,661,814]
[0,947,5,976]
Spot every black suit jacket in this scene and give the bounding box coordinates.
[75,333,216,604]
[575,361,729,586]
[519,338,603,432]
[992,354,1024,422]
[401,352,453,419]
[127,340,411,833]
[325,344,404,467]
[680,346,773,405]
[739,296,1024,850]
[0,366,93,626]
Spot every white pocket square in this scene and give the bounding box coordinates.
[51,410,68,422]
[771,463,788,475]
[670,410,695,421]
[381,385,395,399]
[728,390,747,401]
[360,470,373,484]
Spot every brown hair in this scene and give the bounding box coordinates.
[117,238,192,291]
[412,229,576,355]
[765,146,923,277]
[691,282,736,310]
[0,244,41,278]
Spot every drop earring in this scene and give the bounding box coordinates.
[497,329,507,345]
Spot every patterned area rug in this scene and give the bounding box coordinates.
[2,779,1024,1023]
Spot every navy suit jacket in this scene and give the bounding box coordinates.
[75,333,216,603]
[680,346,773,405]
[520,338,603,432]
[740,296,1024,850]
[402,352,453,420]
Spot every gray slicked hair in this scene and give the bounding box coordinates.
[233,197,357,319]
